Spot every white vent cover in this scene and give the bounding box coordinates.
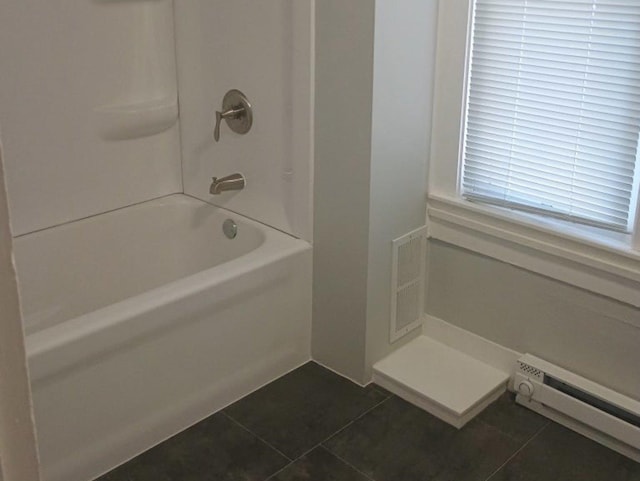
[517,360,544,382]
[390,226,427,342]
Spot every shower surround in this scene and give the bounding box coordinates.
[0,1,314,481]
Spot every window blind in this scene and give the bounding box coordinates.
[462,0,640,232]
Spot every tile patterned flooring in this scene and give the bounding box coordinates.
[98,362,640,481]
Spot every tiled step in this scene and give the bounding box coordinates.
[373,335,510,428]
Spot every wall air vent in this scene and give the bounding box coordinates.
[390,226,427,342]
[514,354,640,462]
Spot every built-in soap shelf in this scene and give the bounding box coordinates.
[94,96,178,141]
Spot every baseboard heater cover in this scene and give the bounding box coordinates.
[514,354,640,462]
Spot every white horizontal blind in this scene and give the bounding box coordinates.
[462,0,640,232]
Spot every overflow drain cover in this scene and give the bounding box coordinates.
[223,219,238,239]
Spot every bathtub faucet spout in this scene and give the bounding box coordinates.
[210,173,246,195]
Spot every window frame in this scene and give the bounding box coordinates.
[427,0,640,307]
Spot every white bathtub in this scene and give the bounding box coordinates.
[13,194,312,481]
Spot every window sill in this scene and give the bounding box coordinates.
[427,194,640,308]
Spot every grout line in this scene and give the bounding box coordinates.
[264,459,296,481]
[310,359,370,388]
[320,446,377,481]
[228,374,394,481]
[221,412,293,462]
[13,193,182,238]
[477,414,551,445]
[182,192,305,240]
[368,381,395,401]
[170,0,185,195]
[263,449,377,481]
[483,422,550,481]
[312,395,393,481]
[265,393,394,481]
[288,393,394,462]
[319,394,394,450]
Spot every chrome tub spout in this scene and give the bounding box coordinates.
[210,173,245,195]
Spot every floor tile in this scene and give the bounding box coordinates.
[224,362,388,459]
[269,446,371,481]
[476,392,548,444]
[489,423,640,481]
[324,395,522,481]
[98,413,289,481]
[370,384,393,399]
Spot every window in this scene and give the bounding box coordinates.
[462,0,640,234]
[427,0,640,306]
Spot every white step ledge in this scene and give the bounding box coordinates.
[373,335,509,428]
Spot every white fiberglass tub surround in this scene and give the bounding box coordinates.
[14,195,312,481]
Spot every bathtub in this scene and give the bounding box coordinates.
[13,194,312,481]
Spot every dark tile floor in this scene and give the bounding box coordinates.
[98,361,640,481]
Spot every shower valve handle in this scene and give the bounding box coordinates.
[214,107,245,142]
[213,89,253,142]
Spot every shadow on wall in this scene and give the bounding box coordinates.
[0,150,40,481]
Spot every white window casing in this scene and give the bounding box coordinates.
[428,0,640,307]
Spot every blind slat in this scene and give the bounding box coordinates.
[463,0,640,232]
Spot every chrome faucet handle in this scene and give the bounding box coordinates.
[213,89,253,142]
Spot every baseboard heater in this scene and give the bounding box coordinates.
[514,354,640,462]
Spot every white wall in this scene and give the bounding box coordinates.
[313,0,437,383]
[0,0,181,236]
[365,0,439,377]
[313,0,375,382]
[426,241,640,400]
[0,146,40,481]
[174,0,314,240]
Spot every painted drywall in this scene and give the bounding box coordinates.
[0,0,181,236]
[174,1,314,240]
[0,147,40,480]
[313,0,438,383]
[313,0,375,382]
[365,0,438,378]
[426,240,640,400]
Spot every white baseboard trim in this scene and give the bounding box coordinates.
[312,359,369,388]
[423,314,522,390]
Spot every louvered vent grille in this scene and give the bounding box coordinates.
[390,227,427,342]
[517,361,544,381]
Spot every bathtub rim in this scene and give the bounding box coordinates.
[15,193,272,336]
